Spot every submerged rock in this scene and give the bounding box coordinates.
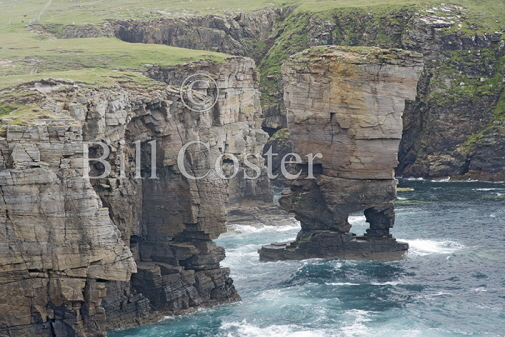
[259,46,423,262]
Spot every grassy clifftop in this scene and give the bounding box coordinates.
[0,33,228,89]
[1,1,503,83]
[0,0,230,91]
[0,0,422,26]
[1,0,503,28]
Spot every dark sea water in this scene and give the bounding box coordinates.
[110,180,505,337]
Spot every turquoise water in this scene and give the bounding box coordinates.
[110,180,505,337]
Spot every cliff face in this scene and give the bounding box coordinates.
[394,6,504,180]
[0,56,269,336]
[0,124,136,336]
[259,46,423,261]
[258,5,505,180]
[142,57,272,203]
[54,4,505,180]
[56,8,280,63]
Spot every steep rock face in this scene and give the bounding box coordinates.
[397,12,505,180]
[58,8,280,62]
[259,46,423,261]
[0,124,136,336]
[0,56,269,335]
[143,57,272,203]
[261,128,293,186]
[47,4,505,180]
[257,5,505,180]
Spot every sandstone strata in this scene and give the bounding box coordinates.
[143,57,272,204]
[46,5,505,181]
[259,46,423,262]
[0,124,136,336]
[0,56,269,336]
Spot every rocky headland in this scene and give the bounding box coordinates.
[1,1,504,336]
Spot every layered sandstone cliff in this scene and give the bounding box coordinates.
[258,5,505,180]
[0,123,136,336]
[46,4,505,180]
[259,46,423,261]
[54,8,280,63]
[0,57,269,336]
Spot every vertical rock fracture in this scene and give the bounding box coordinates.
[259,46,423,262]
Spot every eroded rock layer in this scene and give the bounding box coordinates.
[0,57,269,336]
[259,46,423,262]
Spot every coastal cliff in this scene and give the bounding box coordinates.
[50,3,505,180]
[259,46,423,261]
[0,122,136,336]
[0,57,269,336]
[1,0,505,335]
[258,4,505,180]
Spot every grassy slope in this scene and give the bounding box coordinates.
[0,0,231,91]
[1,0,503,27]
[0,33,228,89]
[1,0,504,115]
[0,0,424,26]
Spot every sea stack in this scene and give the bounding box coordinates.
[259,46,423,261]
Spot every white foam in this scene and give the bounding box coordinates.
[417,291,452,300]
[370,281,403,286]
[326,282,360,286]
[340,310,374,337]
[219,320,329,337]
[404,239,464,256]
[431,177,450,182]
[473,287,488,292]
[226,222,300,235]
[348,215,366,223]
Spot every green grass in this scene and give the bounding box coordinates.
[0,0,288,27]
[0,34,228,76]
[293,0,420,12]
[0,103,62,125]
[0,0,503,32]
[442,0,505,34]
[0,0,421,27]
[0,0,230,91]
[0,33,229,91]
[0,69,168,90]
